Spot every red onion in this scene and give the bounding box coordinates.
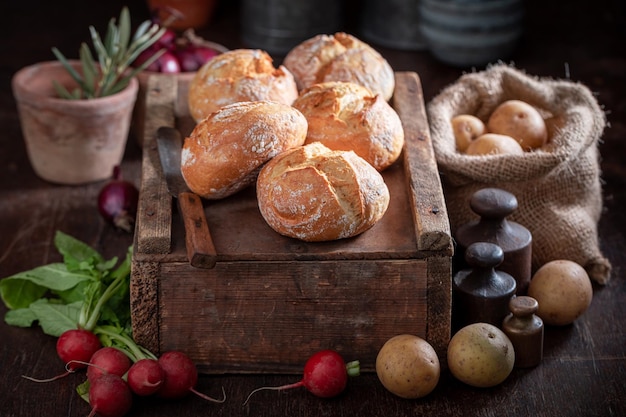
[158,51,181,73]
[98,166,139,233]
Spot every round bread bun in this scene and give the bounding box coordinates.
[292,81,404,171]
[188,49,299,122]
[181,101,307,200]
[283,32,395,101]
[256,142,390,242]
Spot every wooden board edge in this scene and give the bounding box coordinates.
[426,255,452,367]
[135,75,177,255]
[393,72,453,255]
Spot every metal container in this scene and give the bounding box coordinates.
[360,0,427,50]
[241,0,343,56]
[419,0,524,67]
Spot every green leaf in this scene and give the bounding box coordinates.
[29,299,82,337]
[55,231,103,267]
[4,307,39,328]
[0,263,93,309]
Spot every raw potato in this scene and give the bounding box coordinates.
[527,260,593,326]
[451,114,486,152]
[487,100,548,150]
[465,133,524,156]
[447,323,515,388]
[375,334,440,399]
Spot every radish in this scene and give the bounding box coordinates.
[157,350,225,403]
[243,350,360,405]
[87,373,133,417]
[127,358,165,396]
[87,347,132,382]
[23,329,102,382]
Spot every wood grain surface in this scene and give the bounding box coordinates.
[1,0,624,416]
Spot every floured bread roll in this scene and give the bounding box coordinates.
[188,49,299,122]
[256,142,390,242]
[181,101,307,199]
[292,81,404,171]
[283,32,395,101]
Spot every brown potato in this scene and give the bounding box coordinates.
[487,100,548,150]
[451,114,486,152]
[447,323,515,388]
[528,260,593,326]
[465,133,524,156]
[375,334,440,399]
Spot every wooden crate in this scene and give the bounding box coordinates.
[130,72,453,374]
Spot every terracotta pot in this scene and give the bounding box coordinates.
[12,60,138,185]
[147,0,218,30]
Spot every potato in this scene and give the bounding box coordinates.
[527,259,593,326]
[375,334,440,399]
[465,133,524,156]
[451,114,486,152]
[447,323,515,388]
[487,100,548,150]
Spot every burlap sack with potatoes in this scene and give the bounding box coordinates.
[428,63,610,284]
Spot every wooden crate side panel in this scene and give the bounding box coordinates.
[158,260,428,374]
[393,72,453,255]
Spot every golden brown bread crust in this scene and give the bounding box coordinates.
[181,101,308,199]
[283,33,395,101]
[256,142,390,242]
[292,81,404,171]
[188,49,299,122]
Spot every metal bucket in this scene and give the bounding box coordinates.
[419,0,524,67]
[241,0,343,56]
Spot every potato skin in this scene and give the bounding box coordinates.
[375,334,440,399]
[487,100,548,150]
[465,133,524,156]
[447,323,515,388]
[451,114,486,152]
[528,260,593,325]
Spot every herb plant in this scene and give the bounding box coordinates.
[52,7,166,99]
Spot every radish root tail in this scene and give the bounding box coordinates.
[190,385,227,403]
[242,381,304,406]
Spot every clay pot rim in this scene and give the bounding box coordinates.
[12,60,138,111]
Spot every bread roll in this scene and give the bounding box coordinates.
[292,81,404,171]
[256,142,390,242]
[188,49,299,122]
[283,33,395,101]
[181,101,307,199]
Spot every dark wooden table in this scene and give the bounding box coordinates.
[1,1,625,416]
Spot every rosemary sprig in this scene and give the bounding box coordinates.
[52,7,166,99]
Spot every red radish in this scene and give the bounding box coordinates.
[127,358,165,396]
[157,350,225,402]
[87,373,133,417]
[87,347,132,382]
[243,350,360,405]
[23,329,102,382]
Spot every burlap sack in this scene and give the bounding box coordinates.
[428,64,610,284]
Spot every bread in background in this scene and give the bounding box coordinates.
[283,32,395,102]
[293,81,404,171]
[188,49,299,122]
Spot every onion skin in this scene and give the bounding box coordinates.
[98,166,139,233]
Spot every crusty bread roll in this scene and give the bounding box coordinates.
[188,49,299,122]
[283,32,395,101]
[292,81,404,171]
[256,142,390,242]
[181,101,307,199]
